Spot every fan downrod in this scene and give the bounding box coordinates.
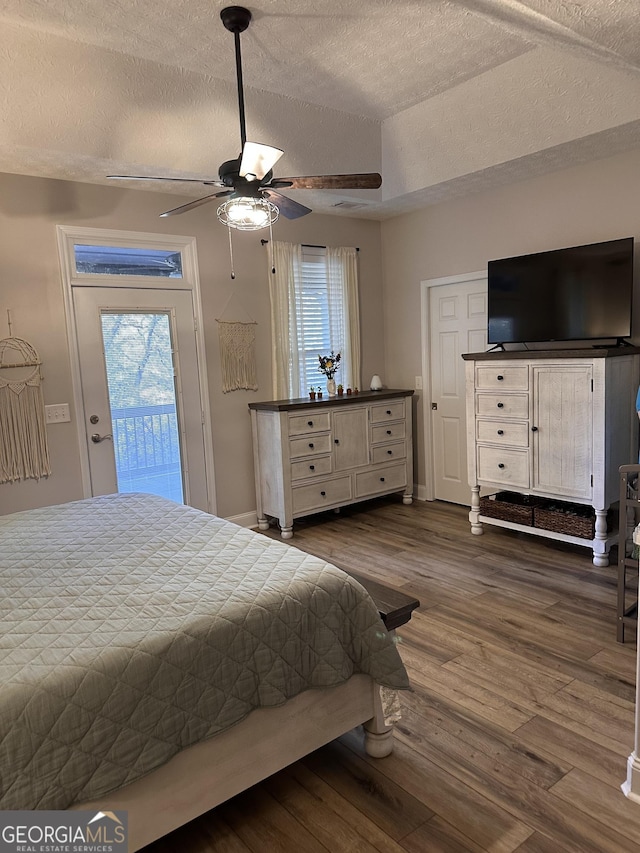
[220,6,251,33]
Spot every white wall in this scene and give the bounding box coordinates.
[381,147,640,491]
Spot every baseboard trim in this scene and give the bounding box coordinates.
[415,484,429,502]
[225,510,258,528]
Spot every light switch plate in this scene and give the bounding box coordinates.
[45,403,71,423]
[415,376,423,390]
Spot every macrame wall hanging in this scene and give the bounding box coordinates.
[217,320,258,392]
[0,316,51,483]
[216,290,258,393]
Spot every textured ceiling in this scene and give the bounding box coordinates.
[0,0,639,219]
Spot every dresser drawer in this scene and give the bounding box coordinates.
[291,455,332,481]
[476,365,528,390]
[477,446,529,488]
[289,433,332,458]
[288,411,331,436]
[293,476,353,514]
[476,393,529,419]
[370,400,405,423]
[371,422,406,443]
[355,463,407,498]
[371,441,406,464]
[476,419,529,447]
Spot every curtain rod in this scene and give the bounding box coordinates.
[260,239,359,251]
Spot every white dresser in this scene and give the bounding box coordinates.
[249,390,414,538]
[463,348,640,566]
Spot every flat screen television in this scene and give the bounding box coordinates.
[487,237,634,345]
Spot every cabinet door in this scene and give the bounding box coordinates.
[531,365,592,499]
[333,407,369,470]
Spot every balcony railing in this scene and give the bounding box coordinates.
[110,403,183,501]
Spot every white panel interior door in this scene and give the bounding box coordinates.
[429,278,487,504]
[73,287,209,511]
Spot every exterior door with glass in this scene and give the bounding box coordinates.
[73,287,209,511]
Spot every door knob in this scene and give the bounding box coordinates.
[91,433,113,443]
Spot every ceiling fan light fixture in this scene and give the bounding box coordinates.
[217,196,279,231]
[110,6,381,224]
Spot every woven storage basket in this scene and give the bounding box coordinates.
[479,492,541,526]
[533,501,596,538]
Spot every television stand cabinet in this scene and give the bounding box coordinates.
[463,347,640,566]
[249,390,414,538]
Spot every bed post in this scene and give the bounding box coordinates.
[363,683,395,758]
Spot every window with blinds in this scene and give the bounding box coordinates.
[295,246,336,390]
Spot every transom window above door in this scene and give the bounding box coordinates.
[73,244,183,278]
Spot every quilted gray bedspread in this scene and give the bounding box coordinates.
[0,493,408,810]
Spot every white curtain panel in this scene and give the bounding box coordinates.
[268,241,303,399]
[327,246,361,391]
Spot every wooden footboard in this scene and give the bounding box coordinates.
[72,675,393,852]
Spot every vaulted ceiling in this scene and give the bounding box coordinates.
[0,0,639,219]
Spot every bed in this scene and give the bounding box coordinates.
[0,493,409,850]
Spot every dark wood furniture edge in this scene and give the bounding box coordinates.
[248,389,414,412]
[462,347,640,361]
[347,570,420,631]
[618,464,640,643]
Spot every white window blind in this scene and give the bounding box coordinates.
[296,246,337,391]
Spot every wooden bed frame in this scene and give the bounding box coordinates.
[73,674,393,851]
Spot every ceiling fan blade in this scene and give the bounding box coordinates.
[159,190,232,218]
[264,190,312,220]
[239,142,284,182]
[108,174,223,186]
[268,173,382,190]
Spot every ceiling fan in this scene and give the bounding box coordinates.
[107,5,382,230]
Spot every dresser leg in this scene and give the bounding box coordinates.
[470,486,483,535]
[591,507,610,567]
[402,493,413,505]
[280,525,293,539]
[257,517,270,531]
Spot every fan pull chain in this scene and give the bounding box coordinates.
[269,218,275,274]
[227,224,236,280]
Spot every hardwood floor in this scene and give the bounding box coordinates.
[145,498,639,852]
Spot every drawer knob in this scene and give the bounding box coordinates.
[497,402,504,409]
[320,490,326,497]
[497,374,504,381]
[386,429,392,435]
[498,463,505,469]
[531,426,538,432]
[309,465,315,471]
[334,439,340,444]
[387,449,393,455]
[307,420,313,427]
[497,429,504,435]
[380,477,385,482]
[386,409,392,415]
[309,442,314,448]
